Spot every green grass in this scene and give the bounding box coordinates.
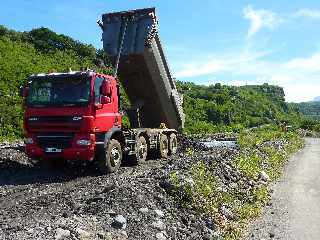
[236,126,304,181]
[168,125,304,239]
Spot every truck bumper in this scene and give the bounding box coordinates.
[25,133,96,161]
[26,145,95,161]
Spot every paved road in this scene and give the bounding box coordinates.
[248,138,320,240]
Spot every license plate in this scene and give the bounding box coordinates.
[45,147,62,153]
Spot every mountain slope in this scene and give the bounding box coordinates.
[177,82,302,134]
[290,101,320,120]
[0,26,98,140]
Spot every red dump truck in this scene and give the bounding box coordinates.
[21,8,184,173]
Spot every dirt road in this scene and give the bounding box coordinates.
[248,138,320,240]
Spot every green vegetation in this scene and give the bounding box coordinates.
[178,82,303,135]
[0,25,315,140]
[0,26,97,140]
[236,125,304,180]
[290,101,320,120]
[169,125,304,239]
[289,101,320,133]
[0,26,120,140]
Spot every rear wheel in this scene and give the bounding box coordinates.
[169,133,178,155]
[134,136,148,164]
[98,139,122,174]
[158,134,169,158]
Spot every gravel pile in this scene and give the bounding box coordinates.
[297,128,320,138]
[0,137,231,240]
[0,136,285,240]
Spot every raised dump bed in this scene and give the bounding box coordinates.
[100,8,185,131]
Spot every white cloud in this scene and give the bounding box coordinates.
[281,84,319,102]
[294,9,320,18]
[243,5,279,38]
[242,7,320,38]
[172,50,320,102]
[232,54,320,102]
[284,53,320,72]
[174,50,273,78]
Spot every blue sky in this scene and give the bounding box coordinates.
[2,0,320,102]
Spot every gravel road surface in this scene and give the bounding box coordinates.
[248,138,320,240]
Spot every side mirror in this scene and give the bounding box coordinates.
[101,96,111,104]
[19,86,29,98]
[101,80,111,96]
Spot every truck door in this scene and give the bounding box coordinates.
[94,75,116,132]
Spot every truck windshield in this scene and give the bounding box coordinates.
[26,76,91,107]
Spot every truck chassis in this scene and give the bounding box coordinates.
[95,127,177,173]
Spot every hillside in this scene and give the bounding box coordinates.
[177,82,302,134]
[0,26,112,140]
[291,101,320,120]
[0,25,303,139]
[289,101,320,132]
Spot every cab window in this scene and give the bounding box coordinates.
[94,76,104,103]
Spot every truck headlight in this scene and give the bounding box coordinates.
[24,138,34,144]
[76,139,92,146]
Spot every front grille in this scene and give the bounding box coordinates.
[28,116,82,132]
[36,134,74,149]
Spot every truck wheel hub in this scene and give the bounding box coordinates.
[110,147,120,166]
[138,145,146,158]
[172,139,177,150]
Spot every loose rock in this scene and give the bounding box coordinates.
[156,231,167,240]
[259,171,271,182]
[112,215,127,230]
[139,207,149,213]
[154,209,165,218]
[152,220,166,231]
[75,228,91,238]
[220,205,234,220]
[55,228,70,240]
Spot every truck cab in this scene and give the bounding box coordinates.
[23,70,178,173]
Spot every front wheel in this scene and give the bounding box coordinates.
[98,139,122,174]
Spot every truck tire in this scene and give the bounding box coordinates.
[159,134,169,158]
[98,139,122,174]
[134,136,148,164]
[169,133,178,155]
